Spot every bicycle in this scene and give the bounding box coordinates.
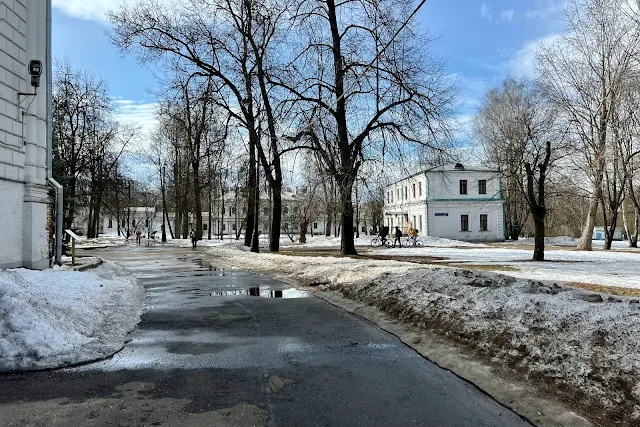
[371,236,392,248]
[402,236,424,247]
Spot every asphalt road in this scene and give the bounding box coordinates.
[0,245,533,427]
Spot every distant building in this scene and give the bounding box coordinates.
[383,164,505,242]
[592,227,624,241]
[0,2,52,268]
[94,186,375,239]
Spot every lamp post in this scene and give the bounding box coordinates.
[161,162,167,243]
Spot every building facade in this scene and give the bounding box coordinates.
[0,1,51,269]
[384,164,505,242]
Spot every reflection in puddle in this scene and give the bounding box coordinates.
[210,287,310,298]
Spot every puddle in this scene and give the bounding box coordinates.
[210,287,310,298]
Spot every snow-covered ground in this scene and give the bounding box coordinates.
[382,245,640,289]
[504,235,640,250]
[74,235,130,249]
[0,261,144,372]
[199,246,640,422]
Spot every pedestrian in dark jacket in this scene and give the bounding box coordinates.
[393,226,402,248]
[190,229,197,249]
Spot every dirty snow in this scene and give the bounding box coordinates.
[74,235,130,249]
[0,261,144,372]
[199,246,640,423]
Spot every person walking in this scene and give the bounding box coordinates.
[135,230,142,246]
[393,226,402,248]
[189,229,197,249]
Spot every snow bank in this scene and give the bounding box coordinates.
[205,247,640,423]
[0,261,144,372]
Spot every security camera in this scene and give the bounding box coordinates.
[28,60,42,88]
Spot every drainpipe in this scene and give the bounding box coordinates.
[45,0,63,266]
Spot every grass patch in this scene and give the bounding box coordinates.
[564,282,640,297]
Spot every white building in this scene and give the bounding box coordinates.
[0,2,55,269]
[384,164,505,242]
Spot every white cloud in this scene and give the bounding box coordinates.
[500,9,515,23]
[506,33,562,77]
[52,0,172,23]
[113,99,158,138]
[480,2,493,22]
[52,0,120,23]
[481,3,517,24]
[526,0,567,19]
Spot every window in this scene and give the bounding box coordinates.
[314,222,318,229]
[396,189,399,200]
[412,183,416,198]
[223,224,226,230]
[362,226,366,232]
[391,191,394,203]
[132,219,136,227]
[461,215,469,232]
[405,186,408,199]
[480,214,488,231]
[203,224,208,231]
[418,182,422,196]
[413,216,416,228]
[232,223,237,231]
[145,219,149,228]
[459,180,468,195]
[232,207,236,214]
[419,215,423,233]
[122,219,125,228]
[108,218,113,228]
[387,191,390,203]
[479,180,487,195]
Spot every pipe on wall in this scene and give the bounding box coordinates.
[45,0,62,266]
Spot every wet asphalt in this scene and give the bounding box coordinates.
[0,245,533,427]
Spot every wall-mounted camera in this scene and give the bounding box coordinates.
[28,60,42,88]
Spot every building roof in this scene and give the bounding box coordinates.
[387,163,501,187]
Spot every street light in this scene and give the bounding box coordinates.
[161,162,167,243]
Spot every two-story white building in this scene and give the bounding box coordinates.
[383,164,505,242]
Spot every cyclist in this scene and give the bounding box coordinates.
[409,227,419,245]
[379,226,389,246]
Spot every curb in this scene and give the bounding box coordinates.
[73,258,104,272]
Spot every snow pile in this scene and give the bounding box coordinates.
[0,261,144,372]
[205,247,640,422]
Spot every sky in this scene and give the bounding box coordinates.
[51,0,568,153]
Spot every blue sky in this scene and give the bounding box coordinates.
[51,0,567,140]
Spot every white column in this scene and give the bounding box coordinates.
[22,2,50,269]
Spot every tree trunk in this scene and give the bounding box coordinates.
[270,183,282,252]
[532,211,545,261]
[299,218,308,244]
[577,195,599,251]
[244,134,257,247]
[339,182,356,255]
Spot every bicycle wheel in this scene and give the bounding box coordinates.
[371,237,381,247]
[415,239,424,247]
[383,239,392,248]
[402,238,411,247]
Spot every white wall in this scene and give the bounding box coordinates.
[427,170,501,201]
[427,201,504,241]
[0,1,50,269]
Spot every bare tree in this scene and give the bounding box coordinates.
[280,0,455,255]
[475,78,561,260]
[537,0,640,250]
